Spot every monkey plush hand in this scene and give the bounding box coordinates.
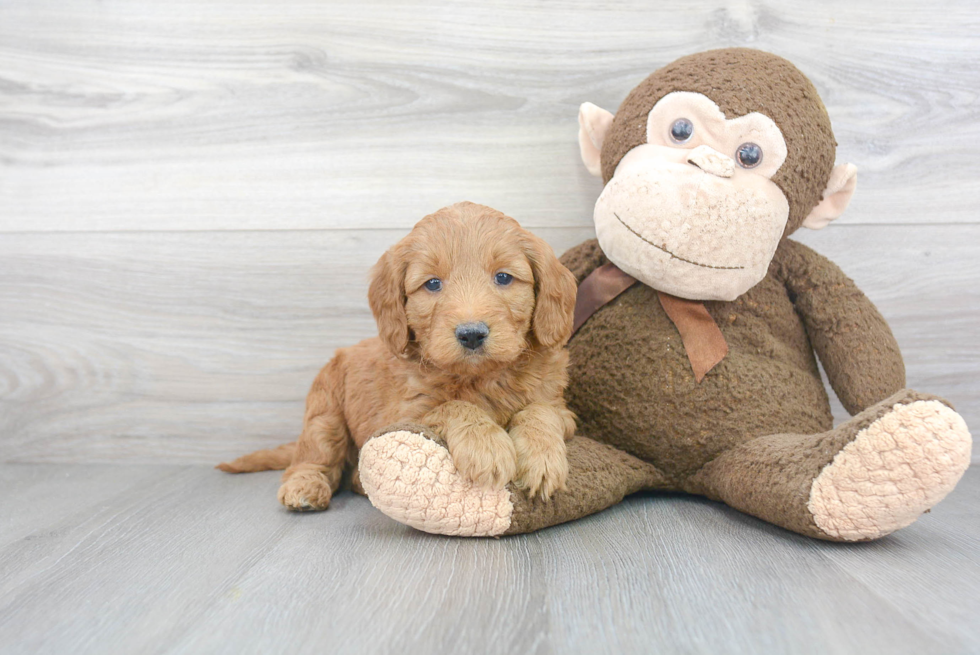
[359,49,972,541]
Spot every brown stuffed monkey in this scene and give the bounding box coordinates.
[359,48,972,541]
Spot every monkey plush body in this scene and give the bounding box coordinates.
[358,48,972,541]
[561,238,865,480]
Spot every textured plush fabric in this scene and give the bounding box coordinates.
[361,390,970,540]
[600,48,836,238]
[561,238,870,484]
[504,435,668,535]
[360,426,667,537]
[684,390,952,540]
[774,239,906,414]
[359,426,514,537]
[809,399,972,540]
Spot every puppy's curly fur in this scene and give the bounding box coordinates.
[218,202,578,509]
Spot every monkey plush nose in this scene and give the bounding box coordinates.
[687,144,735,178]
[455,322,490,350]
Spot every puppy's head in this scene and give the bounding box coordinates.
[368,202,577,373]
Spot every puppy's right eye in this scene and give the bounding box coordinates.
[494,272,513,286]
[423,278,442,292]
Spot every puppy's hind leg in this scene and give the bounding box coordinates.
[279,357,351,511]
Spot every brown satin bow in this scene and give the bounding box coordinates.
[571,262,728,383]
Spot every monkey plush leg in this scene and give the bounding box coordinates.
[685,390,972,541]
[358,424,669,537]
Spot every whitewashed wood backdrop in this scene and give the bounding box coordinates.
[1,0,978,464]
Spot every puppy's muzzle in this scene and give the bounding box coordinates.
[455,322,489,351]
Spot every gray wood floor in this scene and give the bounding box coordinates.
[0,464,977,654]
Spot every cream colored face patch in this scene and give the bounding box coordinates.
[647,92,787,178]
[593,92,792,301]
[594,149,789,301]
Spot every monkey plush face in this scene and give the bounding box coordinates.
[579,49,859,301]
[593,91,791,301]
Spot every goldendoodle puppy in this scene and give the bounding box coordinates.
[218,202,578,509]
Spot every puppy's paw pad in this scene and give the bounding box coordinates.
[809,400,971,540]
[359,431,513,537]
[516,453,568,502]
[513,433,568,501]
[450,428,518,491]
[278,471,332,511]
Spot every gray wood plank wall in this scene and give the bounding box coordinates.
[2,0,978,463]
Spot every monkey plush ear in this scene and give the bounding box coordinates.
[802,163,858,230]
[578,102,615,178]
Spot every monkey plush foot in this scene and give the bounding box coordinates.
[360,425,670,537]
[359,427,515,537]
[808,399,971,541]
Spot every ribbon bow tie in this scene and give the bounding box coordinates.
[571,262,729,383]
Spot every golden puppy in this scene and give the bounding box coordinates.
[218,202,578,509]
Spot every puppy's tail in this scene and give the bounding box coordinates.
[216,442,296,473]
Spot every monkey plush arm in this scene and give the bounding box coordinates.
[559,238,609,284]
[773,239,905,415]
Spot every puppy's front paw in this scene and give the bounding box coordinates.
[448,425,518,490]
[514,436,568,501]
[278,465,333,511]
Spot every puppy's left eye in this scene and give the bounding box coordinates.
[423,278,442,292]
[494,272,513,286]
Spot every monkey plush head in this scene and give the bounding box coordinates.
[578,48,859,301]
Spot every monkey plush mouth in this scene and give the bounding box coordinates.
[613,213,745,271]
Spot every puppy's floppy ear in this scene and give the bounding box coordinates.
[368,248,410,356]
[524,233,578,349]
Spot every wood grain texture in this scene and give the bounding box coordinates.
[1,0,979,232]
[0,463,976,654]
[0,3,977,457]
[0,227,593,462]
[1,224,977,463]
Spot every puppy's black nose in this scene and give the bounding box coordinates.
[455,322,489,350]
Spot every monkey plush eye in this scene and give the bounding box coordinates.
[669,118,694,144]
[736,143,763,168]
[423,278,442,292]
[494,272,514,286]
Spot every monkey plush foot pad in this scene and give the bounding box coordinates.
[359,430,514,537]
[808,400,972,541]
